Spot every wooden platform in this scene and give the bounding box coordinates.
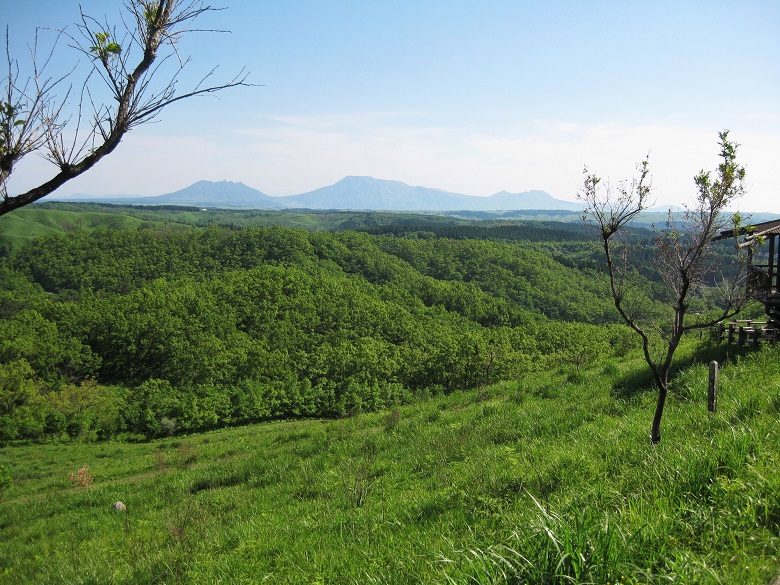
[715,218,780,339]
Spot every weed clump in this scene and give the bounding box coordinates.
[68,465,93,488]
[383,408,401,433]
[0,464,11,498]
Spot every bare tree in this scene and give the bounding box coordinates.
[579,131,752,444]
[0,0,251,217]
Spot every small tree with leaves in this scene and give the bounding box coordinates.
[1,0,250,217]
[579,130,751,444]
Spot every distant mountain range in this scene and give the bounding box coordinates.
[58,176,583,212]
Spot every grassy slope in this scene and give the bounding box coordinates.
[2,204,463,235]
[0,208,160,253]
[1,342,778,584]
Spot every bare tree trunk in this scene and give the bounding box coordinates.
[651,384,667,444]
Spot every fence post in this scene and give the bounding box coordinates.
[708,361,718,413]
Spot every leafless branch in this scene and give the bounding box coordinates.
[0,0,253,216]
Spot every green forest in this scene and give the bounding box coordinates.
[1,208,643,442]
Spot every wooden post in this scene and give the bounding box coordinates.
[708,361,718,413]
[768,233,776,294]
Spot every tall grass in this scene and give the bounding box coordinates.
[0,342,778,583]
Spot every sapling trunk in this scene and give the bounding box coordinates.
[651,384,668,444]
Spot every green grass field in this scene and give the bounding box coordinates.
[1,342,778,584]
[0,207,160,253]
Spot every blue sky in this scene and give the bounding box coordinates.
[4,1,780,211]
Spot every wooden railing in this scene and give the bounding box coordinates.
[712,319,779,346]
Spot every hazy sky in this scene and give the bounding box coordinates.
[4,1,780,211]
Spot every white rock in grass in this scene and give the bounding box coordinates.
[113,501,127,511]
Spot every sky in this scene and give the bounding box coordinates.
[3,0,780,212]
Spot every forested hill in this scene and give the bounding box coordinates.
[0,224,638,442]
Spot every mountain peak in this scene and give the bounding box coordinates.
[145,180,279,207]
[280,177,580,211]
[485,189,580,211]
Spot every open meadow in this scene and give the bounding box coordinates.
[2,342,778,584]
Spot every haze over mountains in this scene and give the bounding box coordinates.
[59,176,583,212]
